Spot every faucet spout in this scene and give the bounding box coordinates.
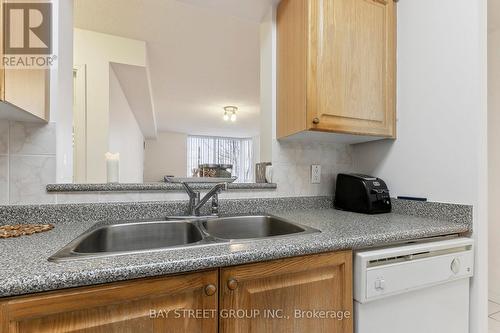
[180,182,228,216]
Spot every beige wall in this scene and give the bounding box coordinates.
[144,131,187,182]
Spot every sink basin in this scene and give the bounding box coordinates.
[201,215,318,240]
[74,221,203,253]
[49,215,320,262]
[49,220,205,261]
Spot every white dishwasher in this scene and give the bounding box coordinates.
[354,237,474,333]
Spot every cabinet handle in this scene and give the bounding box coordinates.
[204,284,217,296]
[373,0,387,4]
[227,278,238,290]
[312,117,320,124]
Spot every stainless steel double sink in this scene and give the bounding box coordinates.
[49,215,320,262]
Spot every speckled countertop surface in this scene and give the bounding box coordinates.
[46,182,277,192]
[0,197,472,298]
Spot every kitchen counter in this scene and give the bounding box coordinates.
[46,182,278,192]
[0,197,472,298]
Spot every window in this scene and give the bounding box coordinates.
[187,135,254,183]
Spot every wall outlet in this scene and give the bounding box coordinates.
[311,165,321,184]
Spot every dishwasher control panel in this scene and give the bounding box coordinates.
[353,237,474,303]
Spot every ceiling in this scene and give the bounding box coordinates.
[177,0,275,22]
[74,0,272,137]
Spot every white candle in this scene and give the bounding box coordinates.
[105,152,120,183]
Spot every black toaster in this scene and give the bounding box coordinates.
[334,173,391,214]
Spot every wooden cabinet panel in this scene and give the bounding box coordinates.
[0,1,50,121]
[4,69,50,120]
[219,251,353,333]
[277,0,396,140]
[0,270,218,333]
[0,252,353,333]
[308,0,395,137]
[276,0,308,139]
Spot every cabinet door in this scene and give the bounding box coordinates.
[307,0,396,137]
[0,0,49,121]
[219,251,353,333]
[4,69,50,120]
[0,270,218,333]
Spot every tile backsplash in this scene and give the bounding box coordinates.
[0,120,56,205]
[51,141,353,204]
[270,140,353,197]
[0,119,353,205]
[9,122,56,155]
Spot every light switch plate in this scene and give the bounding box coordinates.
[311,165,321,184]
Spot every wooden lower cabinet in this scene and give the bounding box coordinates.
[0,251,353,333]
[219,251,353,333]
[0,270,218,333]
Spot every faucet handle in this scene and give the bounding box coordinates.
[181,182,198,198]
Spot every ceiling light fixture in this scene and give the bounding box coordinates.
[223,106,238,122]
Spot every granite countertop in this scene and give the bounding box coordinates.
[0,198,472,298]
[46,182,278,192]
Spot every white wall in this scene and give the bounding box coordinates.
[109,68,144,183]
[55,0,74,183]
[73,29,148,182]
[353,1,482,203]
[259,8,274,163]
[352,1,487,331]
[144,131,188,182]
[489,27,500,302]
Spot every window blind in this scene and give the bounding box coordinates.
[187,135,254,183]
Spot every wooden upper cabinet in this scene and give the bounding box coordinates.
[2,69,50,120]
[0,1,50,122]
[277,0,396,140]
[219,251,353,333]
[0,270,218,333]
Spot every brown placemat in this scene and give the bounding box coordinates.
[0,224,54,238]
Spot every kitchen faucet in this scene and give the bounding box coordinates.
[181,182,228,217]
